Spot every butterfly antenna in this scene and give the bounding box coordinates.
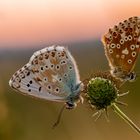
[52,104,65,129]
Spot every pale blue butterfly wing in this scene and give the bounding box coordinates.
[9,46,82,105]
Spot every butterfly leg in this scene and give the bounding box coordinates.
[79,95,84,104]
[52,104,66,129]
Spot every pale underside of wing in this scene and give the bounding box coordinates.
[9,63,66,102]
[102,16,140,73]
[9,46,80,102]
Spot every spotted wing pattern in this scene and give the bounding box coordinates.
[102,16,140,80]
[9,46,80,102]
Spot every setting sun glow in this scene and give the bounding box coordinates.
[0,0,140,48]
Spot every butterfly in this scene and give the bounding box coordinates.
[9,46,83,111]
[102,16,140,82]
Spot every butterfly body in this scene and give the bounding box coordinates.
[102,16,140,81]
[9,46,83,109]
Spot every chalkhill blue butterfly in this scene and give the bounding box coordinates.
[9,46,83,126]
[102,16,140,82]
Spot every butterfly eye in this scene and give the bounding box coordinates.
[64,73,68,77]
[120,39,124,44]
[69,66,73,70]
[131,51,137,57]
[119,29,123,34]
[124,36,128,41]
[116,44,120,49]
[55,87,60,93]
[43,77,48,82]
[51,64,54,69]
[127,59,132,64]
[45,65,49,69]
[109,35,112,40]
[129,72,136,81]
[56,65,60,70]
[106,32,112,39]
[110,43,116,48]
[128,35,132,41]
[58,78,62,82]
[47,85,52,91]
[130,45,135,50]
[109,49,113,54]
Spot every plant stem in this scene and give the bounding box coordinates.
[111,103,140,134]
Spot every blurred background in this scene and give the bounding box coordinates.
[0,0,140,140]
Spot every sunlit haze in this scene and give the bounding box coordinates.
[1,0,140,48]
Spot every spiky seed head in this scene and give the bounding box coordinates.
[87,77,118,110]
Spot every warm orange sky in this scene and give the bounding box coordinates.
[1,0,140,48]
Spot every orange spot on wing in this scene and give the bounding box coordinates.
[43,69,56,82]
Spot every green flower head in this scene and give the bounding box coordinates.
[84,71,121,110]
[84,71,140,134]
[87,77,118,110]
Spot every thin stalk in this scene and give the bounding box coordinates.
[111,103,140,134]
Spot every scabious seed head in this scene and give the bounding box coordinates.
[85,72,120,110]
[84,72,140,134]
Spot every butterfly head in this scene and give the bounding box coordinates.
[111,67,136,82]
[66,82,84,109]
[128,72,136,82]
